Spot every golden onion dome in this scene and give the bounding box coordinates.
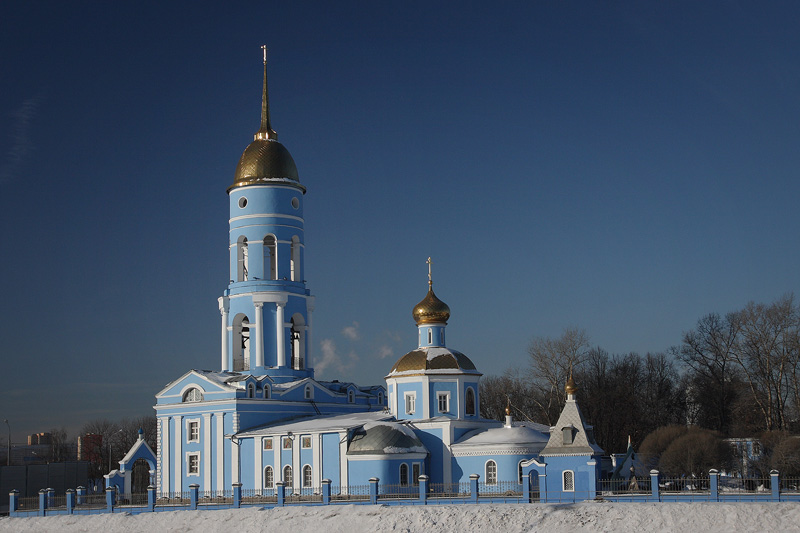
[565,374,578,396]
[412,288,450,325]
[229,46,302,193]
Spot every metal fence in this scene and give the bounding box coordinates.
[598,477,650,496]
[330,484,370,502]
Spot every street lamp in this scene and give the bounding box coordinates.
[4,419,10,466]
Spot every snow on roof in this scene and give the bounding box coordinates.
[235,411,392,437]
[453,424,549,447]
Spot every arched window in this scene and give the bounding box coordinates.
[440,329,445,345]
[182,388,203,402]
[237,236,249,281]
[302,465,312,488]
[518,461,524,484]
[232,314,250,372]
[247,383,255,398]
[485,460,497,485]
[348,390,355,403]
[263,235,277,280]
[304,385,313,400]
[465,387,476,416]
[399,463,409,486]
[263,385,270,399]
[290,236,300,281]
[563,470,574,492]
[378,392,384,405]
[264,466,274,488]
[283,465,293,489]
[427,329,432,344]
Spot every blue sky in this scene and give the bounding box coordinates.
[2,1,799,441]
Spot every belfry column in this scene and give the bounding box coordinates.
[306,297,315,369]
[276,302,286,367]
[254,302,264,368]
[219,297,229,371]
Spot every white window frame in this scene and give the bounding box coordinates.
[437,392,450,414]
[563,470,575,492]
[399,463,409,486]
[186,452,200,476]
[263,438,273,451]
[247,383,255,398]
[302,464,312,488]
[186,419,200,443]
[404,392,416,415]
[182,388,203,402]
[264,466,274,488]
[283,465,293,488]
[465,387,476,416]
[485,460,497,485]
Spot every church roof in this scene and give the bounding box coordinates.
[347,422,427,455]
[540,398,604,456]
[387,347,480,377]
[453,423,550,449]
[236,411,392,437]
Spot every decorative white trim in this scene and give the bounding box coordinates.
[229,213,305,223]
[174,416,182,492]
[451,447,543,457]
[216,412,224,492]
[186,451,200,477]
[484,459,498,485]
[185,418,201,443]
[203,413,212,490]
[436,391,451,414]
[347,452,428,461]
[562,470,575,492]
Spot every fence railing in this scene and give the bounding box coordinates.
[8,471,800,518]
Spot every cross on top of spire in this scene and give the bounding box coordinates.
[426,257,433,288]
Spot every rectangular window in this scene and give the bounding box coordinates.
[263,438,273,450]
[437,392,449,413]
[302,436,311,449]
[188,454,200,475]
[283,437,293,449]
[405,393,416,415]
[412,463,420,486]
[187,421,200,443]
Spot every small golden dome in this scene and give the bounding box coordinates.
[388,348,477,375]
[412,288,451,325]
[565,374,578,396]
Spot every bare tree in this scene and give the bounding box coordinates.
[527,327,590,424]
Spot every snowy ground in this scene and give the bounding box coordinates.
[2,502,800,532]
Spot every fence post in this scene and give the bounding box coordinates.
[147,485,156,512]
[709,469,719,502]
[276,481,285,506]
[9,489,19,514]
[369,478,379,504]
[47,487,54,508]
[522,472,530,502]
[538,474,547,503]
[66,489,75,514]
[106,486,115,512]
[77,486,86,506]
[321,479,331,505]
[771,470,780,502]
[419,475,429,504]
[38,489,47,517]
[469,474,479,503]
[189,484,199,510]
[650,470,660,502]
[233,482,242,508]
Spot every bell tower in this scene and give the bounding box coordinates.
[218,47,314,380]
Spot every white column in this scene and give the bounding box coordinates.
[254,302,264,368]
[306,298,315,369]
[231,439,240,484]
[219,297,229,371]
[174,415,182,493]
[160,417,170,494]
[255,438,263,491]
[203,413,212,491]
[276,302,286,367]
[216,412,224,492]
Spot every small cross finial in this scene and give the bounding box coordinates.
[261,45,268,65]
[426,257,433,288]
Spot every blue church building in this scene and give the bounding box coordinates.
[109,51,604,501]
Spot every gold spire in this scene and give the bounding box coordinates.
[412,257,451,325]
[255,45,278,141]
[505,398,511,416]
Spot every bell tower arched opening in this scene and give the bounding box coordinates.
[232,313,251,371]
[290,313,306,370]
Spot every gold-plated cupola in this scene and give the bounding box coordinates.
[412,257,451,325]
[230,46,300,192]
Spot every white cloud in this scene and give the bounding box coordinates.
[316,338,359,376]
[341,321,360,341]
[377,345,394,359]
